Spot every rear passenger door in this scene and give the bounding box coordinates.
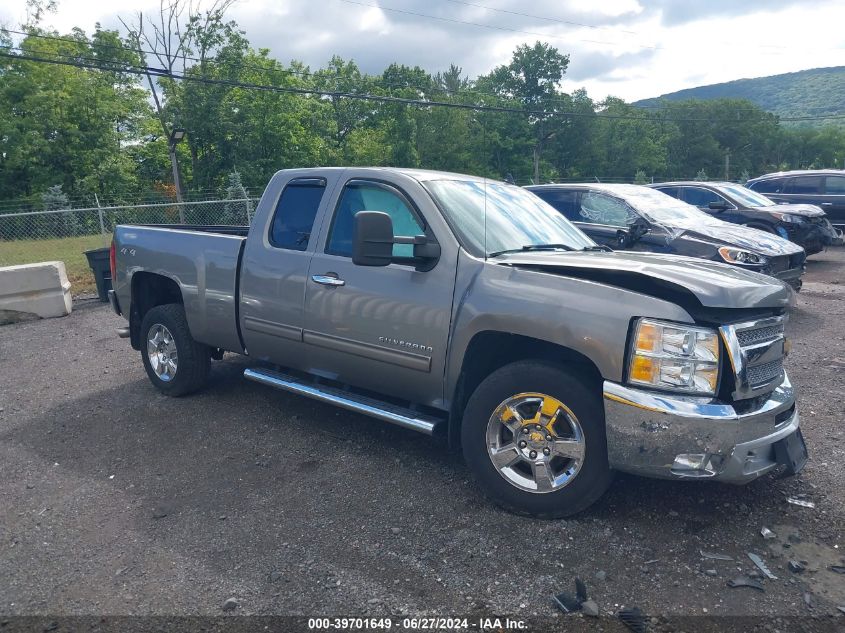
[239,173,337,366]
[783,175,824,206]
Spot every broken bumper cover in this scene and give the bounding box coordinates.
[603,373,799,483]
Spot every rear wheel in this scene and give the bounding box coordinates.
[461,361,612,518]
[140,303,210,396]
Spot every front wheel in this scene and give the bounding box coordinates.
[461,361,612,518]
[140,303,210,396]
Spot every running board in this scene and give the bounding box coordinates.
[243,368,443,435]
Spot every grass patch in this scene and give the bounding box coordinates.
[0,234,109,295]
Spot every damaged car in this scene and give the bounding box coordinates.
[648,180,842,255]
[526,183,806,290]
[109,168,805,518]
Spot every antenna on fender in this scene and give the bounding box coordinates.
[483,176,488,260]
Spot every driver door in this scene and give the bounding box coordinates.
[302,178,455,408]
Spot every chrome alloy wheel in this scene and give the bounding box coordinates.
[486,392,585,493]
[147,323,178,382]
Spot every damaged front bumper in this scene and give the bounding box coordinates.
[603,373,800,483]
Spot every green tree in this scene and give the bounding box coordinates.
[486,42,570,183]
[41,183,78,236]
[222,170,249,224]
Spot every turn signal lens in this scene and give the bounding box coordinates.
[630,355,657,383]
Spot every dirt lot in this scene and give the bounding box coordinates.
[1,249,844,629]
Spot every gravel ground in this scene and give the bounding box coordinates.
[1,249,844,628]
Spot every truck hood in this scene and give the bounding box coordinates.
[664,217,803,256]
[498,250,792,310]
[753,202,826,217]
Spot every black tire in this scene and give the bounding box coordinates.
[461,360,612,518]
[140,303,210,396]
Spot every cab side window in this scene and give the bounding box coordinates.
[269,179,326,251]
[579,192,636,227]
[327,182,424,258]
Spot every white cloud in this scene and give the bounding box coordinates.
[2,0,844,102]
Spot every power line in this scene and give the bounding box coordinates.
[439,0,641,34]
[1,32,798,116]
[436,0,841,53]
[5,29,783,114]
[1,28,602,109]
[3,49,845,123]
[336,0,655,50]
[339,0,845,55]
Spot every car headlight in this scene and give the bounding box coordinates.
[718,246,768,267]
[770,212,804,223]
[627,318,720,395]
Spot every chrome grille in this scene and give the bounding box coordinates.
[747,358,784,387]
[721,316,787,400]
[736,323,784,346]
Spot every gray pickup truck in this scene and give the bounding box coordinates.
[109,167,807,517]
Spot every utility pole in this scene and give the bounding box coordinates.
[724,149,731,181]
[168,128,187,223]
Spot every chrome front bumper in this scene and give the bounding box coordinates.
[603,373,799,483]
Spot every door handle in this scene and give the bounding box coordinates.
[311,274,345,287]
[821,202,833,206]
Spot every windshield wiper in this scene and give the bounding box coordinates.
[488,243,575,258]
[581,245,612,252]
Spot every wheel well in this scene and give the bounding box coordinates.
[129,272,183,350]
[448,331,603,448]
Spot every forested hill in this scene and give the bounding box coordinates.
[636,66,845,126]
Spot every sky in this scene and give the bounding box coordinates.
[2,0,845,101]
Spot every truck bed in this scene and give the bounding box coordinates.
[112,224,247,353]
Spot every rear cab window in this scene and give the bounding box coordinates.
[269,178,327,250]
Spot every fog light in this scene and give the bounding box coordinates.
[672,453,717,477]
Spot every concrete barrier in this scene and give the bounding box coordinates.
[0,261,72,324]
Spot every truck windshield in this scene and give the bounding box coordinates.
[425,179,595,258]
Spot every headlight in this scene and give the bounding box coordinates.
[770,212,804,223]
[718,246,768,267]
[627,318,720,395]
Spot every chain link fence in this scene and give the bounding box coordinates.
[0,198,259,243]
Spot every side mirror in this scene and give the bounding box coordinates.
[708,201,728,211]
[353,211,394,266]
[353,211,442,269]
[620,217,650,247]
